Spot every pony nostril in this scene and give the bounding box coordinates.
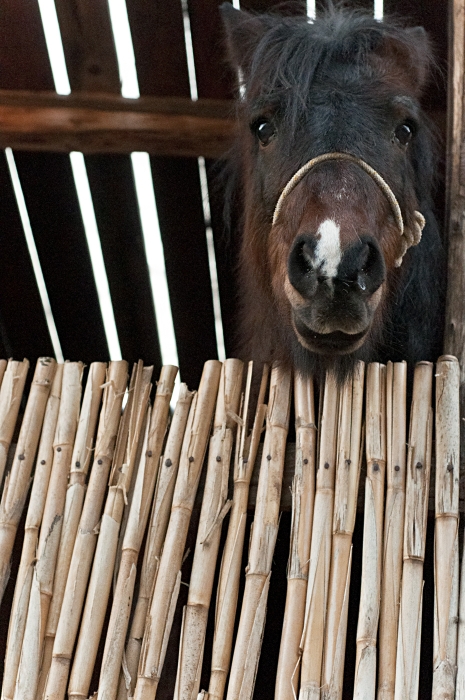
[337,236,386,295]
[288,235,318,298]
[301,242,314,271]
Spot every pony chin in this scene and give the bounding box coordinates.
[290,329,379,386]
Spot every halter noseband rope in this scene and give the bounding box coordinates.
[272,152,425,267]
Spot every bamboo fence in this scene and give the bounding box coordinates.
[0,355,462,700]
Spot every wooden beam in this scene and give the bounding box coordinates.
[0,90,235,157]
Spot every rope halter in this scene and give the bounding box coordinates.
[271,152,425,267]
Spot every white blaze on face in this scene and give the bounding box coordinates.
[314,219,341,279]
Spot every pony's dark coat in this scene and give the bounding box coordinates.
[221,4,445,382]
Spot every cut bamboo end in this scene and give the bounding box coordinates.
[0,358,7,388]
[0,358,30,492]
[68,362,107,487]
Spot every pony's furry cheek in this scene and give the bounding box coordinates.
[366,284,384,315]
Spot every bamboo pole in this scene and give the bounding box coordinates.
[394,361,433,700]
[0,358,30,492]
[275,372,317,700]
[0,358,54,607]
[68,361,153,700]
[207,363,269,700]
[1,364,63,700]
[133,359,222,700]
[353,363,386,700]
[38,362,107,697]
[43,360,128,700]
[0,358,7,388]
[432,356,460,699]
[322,362,365,700]
[174,359,244,700]
[2,363,62,700]
[118,382,194,700]
[299,373,340,700]
[226,363,292,700]
[14,360,83,700]
[98,365,178,700]
[377,362,407,700]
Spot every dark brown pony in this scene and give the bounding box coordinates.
[221,4,444,382]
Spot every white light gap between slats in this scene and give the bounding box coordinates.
[37,0,122,361]
[107,0,181,385]
[5,148,64,362]
[70,151,122,360]
[374,0,384,20]
[181,0,227,362]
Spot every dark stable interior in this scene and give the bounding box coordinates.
[0,1,448,698]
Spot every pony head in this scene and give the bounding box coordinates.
[221,5,444,381]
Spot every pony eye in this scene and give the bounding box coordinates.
[254,119,276,146]
[394,122,414,146]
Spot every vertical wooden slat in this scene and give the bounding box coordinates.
[127,0,218,388]
[54,0,162,369]
[13,151,109,363]
[0,2,53,91]
[0,3,55,362]
[188,0,235,100]
[444,0,465,378]
[0,153,53,360]
[84,155,162,368]
[54,0,120,93]
[187,0,241,358]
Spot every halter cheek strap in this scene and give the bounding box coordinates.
[272,152,425,267]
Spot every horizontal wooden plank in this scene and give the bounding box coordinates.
[0,90,235,157]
